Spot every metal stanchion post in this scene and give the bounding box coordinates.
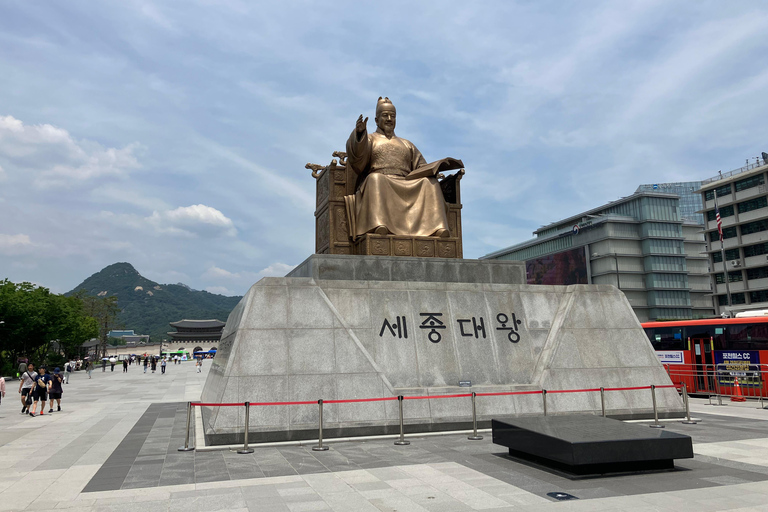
[394,395,410,446]
[542,389,547,416]
[467,392,483,441]
[715,370,724,406]
[649,385,665,428]
[237,402,254,454]
[600,387,606,417]
[681,383,697,424]
[313,399,329,451]
[178,401,195,451]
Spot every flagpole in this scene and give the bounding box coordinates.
[714,189,732,315]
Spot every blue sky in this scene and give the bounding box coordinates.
[1,1,767,295]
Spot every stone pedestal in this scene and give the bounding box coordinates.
[201,257,683,445]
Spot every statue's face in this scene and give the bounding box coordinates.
[375,106,396,135]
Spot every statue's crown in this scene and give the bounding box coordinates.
[376,96,395,115]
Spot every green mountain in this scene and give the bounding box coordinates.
[67,262,242,341]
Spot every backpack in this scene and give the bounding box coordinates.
[66,364,71,372]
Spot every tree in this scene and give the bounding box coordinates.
[78,293,121,359]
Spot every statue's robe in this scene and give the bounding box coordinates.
[345,127,449,238]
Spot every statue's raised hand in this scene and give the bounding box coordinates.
[356,114,368,135]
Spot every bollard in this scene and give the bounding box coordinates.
[394,395,410,446]
[312,400,329,451]
[178,401,195,451]
[600,387,606,417]
[467,392,483,441]
[681,384,697,424]
[649,385,665,428]
[714,372,724,406]
[542,389,547,416]
[237,402,254,454]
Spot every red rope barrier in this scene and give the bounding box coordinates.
[324,397,398,404]
[475,390,543,397]
[547,388,602,394]
[191,384,676,407]
[403,393,473,400]
[191,402,244,407]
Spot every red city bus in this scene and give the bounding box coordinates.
[642,317,768,397]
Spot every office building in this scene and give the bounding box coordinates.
[699,156,768,315]
[482,192,714,322]
[635,181,704,224]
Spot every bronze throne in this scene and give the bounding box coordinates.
[308,151,464,259]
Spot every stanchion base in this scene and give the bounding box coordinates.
[312,446,329,451]
[649,424,665,428]
[177,446,195,452]
[237,448,254,454]
[467,435,484,441]
[681,420,698,424]
[394,440,410,446]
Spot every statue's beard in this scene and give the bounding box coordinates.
[379,123,395,137]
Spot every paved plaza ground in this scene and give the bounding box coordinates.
[2,362,768,511]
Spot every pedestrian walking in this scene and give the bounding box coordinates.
[161,358,167,374]
[18,363,37,414]
[64,361,73,384]
[29,366,50,417]
[17,360,27,379]
[143,357,148,374]
[87,360,94,378]
[102,359,106,372]
[196,358,202,373]
[123,359,128,373]
[0,376,5,406]
[151,357,157,373]
[48,368,64,413]
[110,358,116,372]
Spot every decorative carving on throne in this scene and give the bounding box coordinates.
[307,151,464,258]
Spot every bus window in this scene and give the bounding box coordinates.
[647,327,685,350]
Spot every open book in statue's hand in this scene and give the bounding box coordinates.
[406,157,464,180]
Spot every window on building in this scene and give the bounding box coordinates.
[705,185,732,201]
[718,293,746,305]
[710,226,738,241]
[642,222,683,238]
[715,272,744,284]
[741,219,768,236]
[747,266,768,281]
[640,197,680,222]
[644,256,687,272]
[749,290,768,304]
[737,196,768,214]
[744,242,768,258]
[646,273,688,289]
[712,248,741,262]
[649,290,691,307]
[706,204,735,221]
[734,174,765,192]
[643,239,684,254]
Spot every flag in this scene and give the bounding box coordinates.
[715,203,723,242]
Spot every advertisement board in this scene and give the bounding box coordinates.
[656,351,684,365]
[714,350,762,387]
[526,247,588,286]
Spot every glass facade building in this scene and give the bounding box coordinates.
[699,158,768,315]
[481,192,714,322]
[635,181,704,224]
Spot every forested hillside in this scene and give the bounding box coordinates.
[67,262,241,341]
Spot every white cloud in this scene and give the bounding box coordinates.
[201,262,296,288]
[205,286,234,295]
[0,115,141,187]
[0,233,33,255]
[147,204,237,238]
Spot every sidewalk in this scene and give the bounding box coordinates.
[1,363,768,511]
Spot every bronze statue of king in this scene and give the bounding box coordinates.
[344,97,463,239]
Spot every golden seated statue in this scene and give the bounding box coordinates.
[308,97,464,259]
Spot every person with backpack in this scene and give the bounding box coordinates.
[18,363,37,414]
[48,368,64,413]
[64,362,71,384]
[28,366,50,417]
